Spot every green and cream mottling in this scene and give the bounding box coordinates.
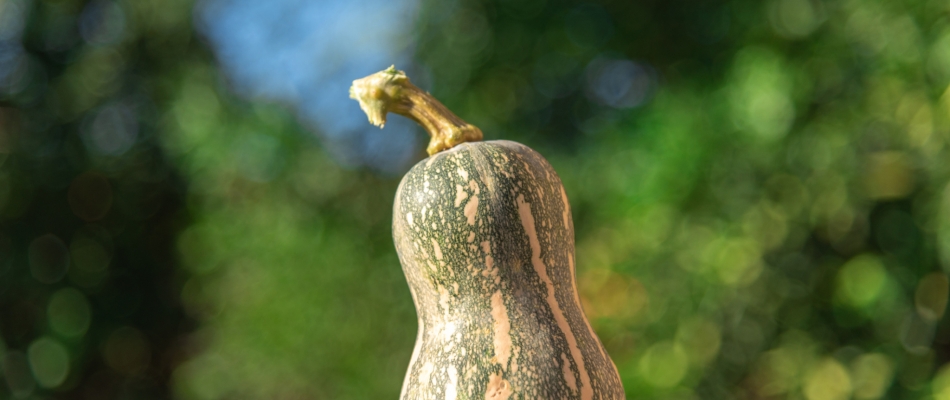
[351,67,624,399]
[393,141,624,400]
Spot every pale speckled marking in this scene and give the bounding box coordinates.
[464,194,479,225]
[516,194,593,400]
[520,159,537,183]
[484,372,512,400]
[419,362,434,386]
[432,238,443,260]
[458,167,469,180]
[490,290,512,370]
[439,285,451,315]
[561,353,577,393]
[568,253,577,283]
[481,241,494,270]
[455,184,468,207]
[407,212,414,226]
[467,232,476,243]
[468,179,480,195]
[446,365,459,400]
[560,186,570,229]
[440,320,458,342]
[418,244,430,260]
[510,346,520,373]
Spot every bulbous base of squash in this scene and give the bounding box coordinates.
[393,140,625,400]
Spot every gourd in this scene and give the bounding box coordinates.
[351,67,626,400]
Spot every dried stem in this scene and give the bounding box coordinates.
[350,66,483,155]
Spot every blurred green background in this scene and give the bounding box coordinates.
[2,0,950,398]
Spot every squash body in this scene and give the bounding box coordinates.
[393,140,625,400]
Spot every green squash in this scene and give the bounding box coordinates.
[352,67,625,400]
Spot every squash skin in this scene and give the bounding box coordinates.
[393,140,625,400]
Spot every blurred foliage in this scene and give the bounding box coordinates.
[2,0,950,399]
[0,0,197,398]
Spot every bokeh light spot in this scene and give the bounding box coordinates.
[0,49,28,95]
[27,337,70,389]
[758,346,811,395]
[742,203,789,251]
[585,57,655,109]
[80,102,139,156]
[804,358,852,400]
[676,317,721,366]
[445,10,492,60]
[729,47,794,141]
[766,174,810,216]
[928,29,950,86]
[915,272,949,321]
[711,238,763,286]
[638,341,689,388]
[934,363,950,400]
[836,254,887,308]
[0,0,28,42]
[0,0,28,95]
[78,0,126,46]
[768,0,824,39]
[865,151,914,200]
[48,288,92,338]
[579,269,647,320]
[900,313,935,354]
[850,353,894,399]
[28,234,70,284]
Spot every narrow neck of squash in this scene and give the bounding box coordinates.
[350,67,483,156]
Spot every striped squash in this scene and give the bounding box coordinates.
[352,67,625,400]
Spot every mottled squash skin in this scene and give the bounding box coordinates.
[393,140,625,400]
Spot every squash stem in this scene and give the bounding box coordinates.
[350,66,483,156]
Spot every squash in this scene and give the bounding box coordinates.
[351,67,625,400]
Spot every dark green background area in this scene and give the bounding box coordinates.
[2,0,950,399]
